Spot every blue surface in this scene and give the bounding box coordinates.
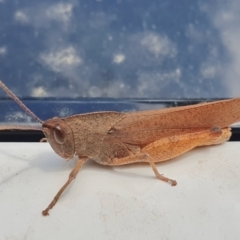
[0,1,238,98]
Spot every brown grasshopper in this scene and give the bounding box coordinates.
[0,80,239,216]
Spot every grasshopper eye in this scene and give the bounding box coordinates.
[53,125,66,144]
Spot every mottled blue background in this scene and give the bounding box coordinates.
[0,0,239,99]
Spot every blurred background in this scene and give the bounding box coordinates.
[0,0,239,100]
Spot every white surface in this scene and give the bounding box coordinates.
[0,142,240,240]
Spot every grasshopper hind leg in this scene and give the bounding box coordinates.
[148,157,177,186]
[142,127,231,185]
[99,127,231,186]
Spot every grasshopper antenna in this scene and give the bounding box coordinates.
[0,80,44,124]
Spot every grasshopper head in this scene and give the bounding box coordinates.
[0,80,75,160]
[42,118,75,160]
